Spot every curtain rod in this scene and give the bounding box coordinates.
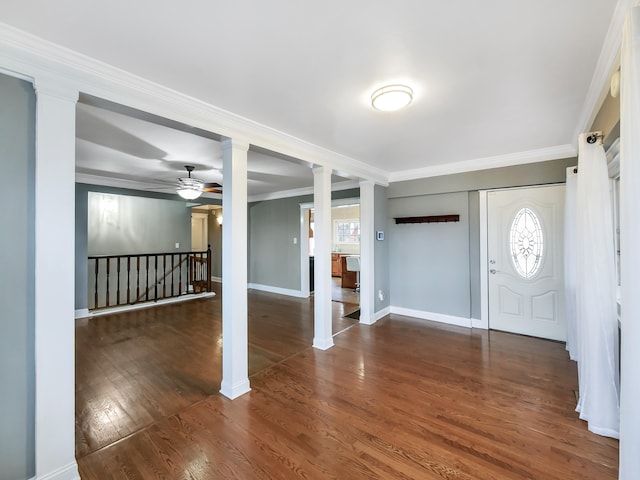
[586,131,604,144]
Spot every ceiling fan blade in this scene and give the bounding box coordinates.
[203,187,222,194]
[204,182,222,189]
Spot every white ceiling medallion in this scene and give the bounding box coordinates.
[371,84,413,111]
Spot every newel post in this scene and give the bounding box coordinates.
[207,244,212,292]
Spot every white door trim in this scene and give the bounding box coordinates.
[479,190,489,329]
[191,212,209,251]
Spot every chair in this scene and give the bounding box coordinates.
[345,256,360,292]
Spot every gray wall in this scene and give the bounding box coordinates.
[388,158,574,320]
[389,192,471,317]
[0,74,36,479]
[249,196,303,289]
[248,188,360,291]
[87,191,191,255]
[75,184,196,309]
[374,185,390,312]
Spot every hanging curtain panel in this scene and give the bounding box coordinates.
[620,7,640,478]
[564,167,578,361]
[574,133,619,439]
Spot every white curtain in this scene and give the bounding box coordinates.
[574,133,619,438]
[620,7,640,478]
[564,167,578,361]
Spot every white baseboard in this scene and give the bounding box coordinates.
[390,306,472,328]
[374,306,391,322]
[37,461,80,480]
[74,308,89,319]
[211,276,222,283]
[471,317,488,329]
[85,292,215,318]
[248,283,306,298]
[360,306,390,325]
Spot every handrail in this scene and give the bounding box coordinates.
[88,246,212,311]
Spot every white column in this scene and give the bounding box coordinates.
[359,180,376,325]
[620,7,640,478]
[219,138,251,400]
[312,167,334,350]
[33,78,80,479]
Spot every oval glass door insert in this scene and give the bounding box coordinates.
[509,207,544,278]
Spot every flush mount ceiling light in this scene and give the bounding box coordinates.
[371,84,413,111]
[176,165,204,200]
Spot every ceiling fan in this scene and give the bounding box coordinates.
[176,165,222,199]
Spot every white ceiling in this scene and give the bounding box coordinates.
[1,1,620,197]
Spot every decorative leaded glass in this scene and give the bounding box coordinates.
[509,207,544,278]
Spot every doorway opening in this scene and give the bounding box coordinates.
[300,198,360,314]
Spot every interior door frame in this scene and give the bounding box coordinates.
[191,212,209,251]
[299,197,360,297]
[478,184,563,331]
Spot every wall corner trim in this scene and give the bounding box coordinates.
[390,306,472,329]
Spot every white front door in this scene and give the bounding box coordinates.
[488,185,565,341]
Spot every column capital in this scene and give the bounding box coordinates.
[33,75,79,103]
[221,137,250,153]
[313,165,332,176]
[359,179,376,188]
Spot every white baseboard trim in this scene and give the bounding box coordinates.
[248,283,306,298]
[211,276,222,283]
[74,308,89,319]
[471,317,488,329]
[374,306,391,322]
[360,306,390,325]
[390,306,472,328]
[37,461,80,480]
[84,292,215,318]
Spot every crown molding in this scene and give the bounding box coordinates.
[573,0,638,139]
[248,180,359,203]
[388,144,577,182]
[0,22,388,185]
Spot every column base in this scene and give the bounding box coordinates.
[312,337,334,350]
[219,378,251,400]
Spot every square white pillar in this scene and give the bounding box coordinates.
[312,167,334,350]
[219,138,251,399]
[359,180,376,325]
[33,79,80,479]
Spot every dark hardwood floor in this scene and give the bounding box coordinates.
[76,287,618,479]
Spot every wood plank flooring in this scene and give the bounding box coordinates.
[76,289,618,479]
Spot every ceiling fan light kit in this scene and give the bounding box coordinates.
[177,165,204,199]
[371,84,413,111]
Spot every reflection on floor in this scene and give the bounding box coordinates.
[75,283,360,459]
[331,276,360,305]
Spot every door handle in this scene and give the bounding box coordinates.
[490,269,498,274]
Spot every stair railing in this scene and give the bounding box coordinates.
[88,245,212,311]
